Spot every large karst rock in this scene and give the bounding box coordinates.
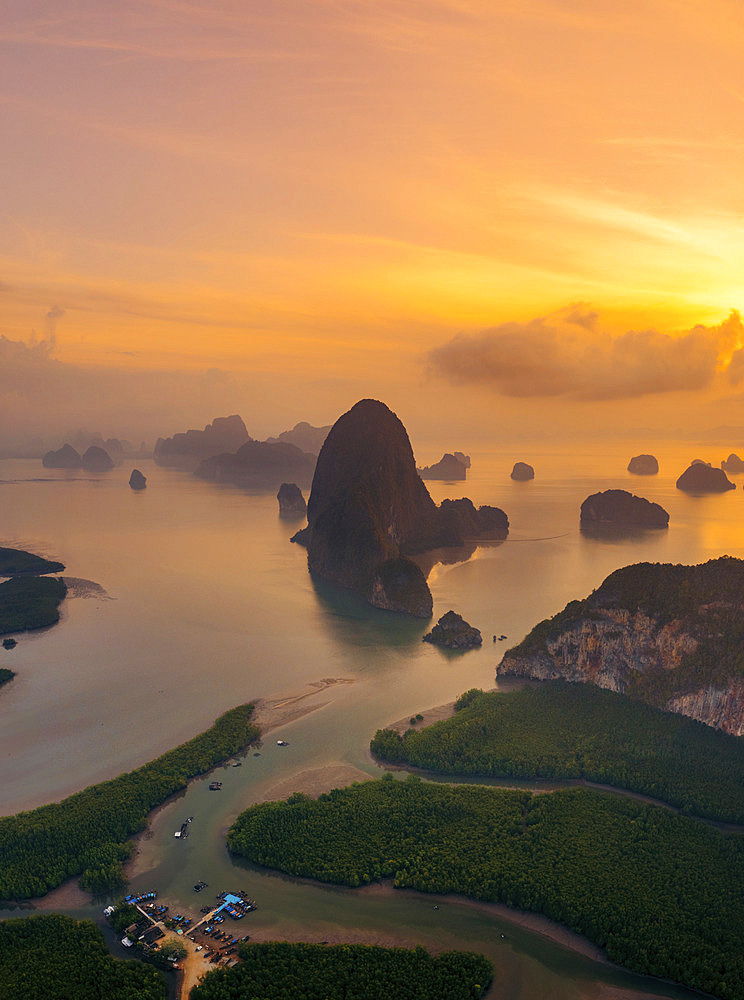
[154,415,252,467]
[418,453,468,480]
[292,399,508,617]
[42,444,82,469]
[498,557,744,735]
[676,463,735,493]
[129,469,147,490]
[627,454,659,475]
[580,489,669,527]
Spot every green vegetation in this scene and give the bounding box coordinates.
[228,776,744,1000]
[371,682,744,823]
[0,576,67,635]
[108,901,142,935]
[0,668,15,688]
[511,556,744,703]
[190,941,492,1000]
[0,704,259,899]
[0,913,166,1000]
[0,545,64,576]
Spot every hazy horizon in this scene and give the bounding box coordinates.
[3,1,743,450]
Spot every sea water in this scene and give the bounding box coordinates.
[0,441,738,999]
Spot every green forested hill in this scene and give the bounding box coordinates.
[371,682,744,822]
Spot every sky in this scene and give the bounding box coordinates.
[2,0,744,451]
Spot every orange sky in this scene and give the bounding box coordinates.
[2,0,744,446]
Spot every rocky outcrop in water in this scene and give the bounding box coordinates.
[627,454,658,475]
[129,469,147,490]
[196,441,317,489]
[292,399,508,617]
[277,483,307,517]
[510,462,534,481]
[676,463,735,493]
[453,452,471,469]
[423,610,483,649]
[580,489,669,527]
[154,415,252,468]
[418,454,468,480]
[42,444,82,469]
[82,446,114,472]
[266,422,331,456]
[498,557,744,734]
[721,453,744,473]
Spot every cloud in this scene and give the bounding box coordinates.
[428,307,744,400]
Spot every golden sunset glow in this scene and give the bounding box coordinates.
[2,0,744,444]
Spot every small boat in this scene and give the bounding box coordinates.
[209,781,223,790]
[276,740,288,747]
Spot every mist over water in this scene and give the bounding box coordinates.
[0,441,736,999]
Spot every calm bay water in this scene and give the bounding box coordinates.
[1,440,740,999]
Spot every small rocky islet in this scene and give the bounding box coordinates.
[676,462,735,493]
[580,489,669,527]
[423,611,482,649]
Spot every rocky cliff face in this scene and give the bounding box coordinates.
[294,399,508,617]
[499,557,744,735]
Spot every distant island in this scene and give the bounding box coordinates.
[266,421,331,455]
[627,454,658,475]
[42,443,82,469]
[579,489,669,527]
[721,453,744,473]
[417,453,468,480]
[510,461,534,481]
[676,462,735,492]
[498,556,744,734]
[154,415,252,468]
[81,445,114,472]
[292,399,508,617]
[195,440,317,489]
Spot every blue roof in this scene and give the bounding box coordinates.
[223,893,242,905]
